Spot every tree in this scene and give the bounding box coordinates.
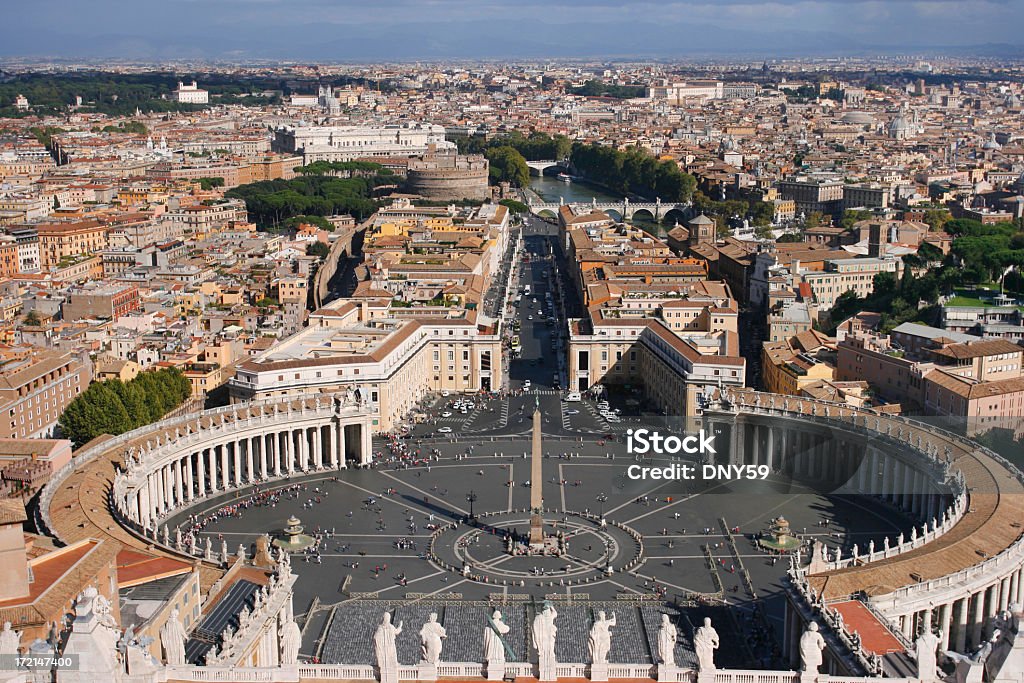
[197,177,225,190]
[922,209,951,232]
[872,271,898,298]
[485,146,530,188]
[23,310,40,326]
[306,241,330,259]
[803,212,825,230]
[839,209,872,230]
[58,367,193,446]
[499,199,529,214]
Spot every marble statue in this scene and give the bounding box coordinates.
[693,617,719,672]
[915,629,940,681]
[419,613,446,665]
[799,623,825,673]
[484,610,511,663]
[532,603,558,673]
[588,611,616,665]
[374,613,403,673]
[657,614,677,666]
[280,616,301,666]
[0,622,20,655]
[159,608,187,665]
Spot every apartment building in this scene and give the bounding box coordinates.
[924,338,1023,381]
[62,284,141,320]
[836,332,931,409]
[799,257,902,310]
[777,177,844,216]
[35,220,108,270]
[0,350,90,439]
[923,371,1024,436]
[164,200,248,232]
[228,299,502,430]
[762,330,836,397]
[568,313,745,416]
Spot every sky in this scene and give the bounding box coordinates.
[1,0,1022,61]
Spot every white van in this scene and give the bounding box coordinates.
[566,391,581,402]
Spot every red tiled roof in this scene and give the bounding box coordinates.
[831,600,905,655]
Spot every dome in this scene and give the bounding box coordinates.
[889,116,910,133]
[982,133,1002,151]
[840,111,874,125]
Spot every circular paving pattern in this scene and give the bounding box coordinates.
[428,510,644,586]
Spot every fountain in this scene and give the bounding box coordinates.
[271,515,316,552]
[757,516,801,553]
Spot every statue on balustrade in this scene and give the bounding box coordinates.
[159,608,187,666]
[280,616,302,666]
[374,612,403,673]
[914,628,940,681]
[693,617,719,672]
[799,622,825,673]
[484,610,511,664]
[532,602,558,673]
[419,612,446,665]
[657,614,677,667]
[0,622,20,656]
[588,611,616,665]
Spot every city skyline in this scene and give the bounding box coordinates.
[1,0,1023,61]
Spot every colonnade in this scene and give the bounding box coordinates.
[114,400,375,530]
[894,566,1024,653]
[713,419,952,527]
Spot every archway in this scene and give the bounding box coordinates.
[663,208,688,226]
[537,209,557,220]
[602,209,623,222]
[631,208,656,223]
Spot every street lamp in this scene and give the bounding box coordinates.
[467,490,478,521]
[596,492,608,521]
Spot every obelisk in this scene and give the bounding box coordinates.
[529,395,545,547]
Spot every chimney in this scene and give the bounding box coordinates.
[868,222,887,258]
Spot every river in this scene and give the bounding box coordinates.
[527,174,667,236]
[527,174,620,205]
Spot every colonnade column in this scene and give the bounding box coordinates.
[299,428,309,471]
[362,423,372,465]
[173,459,184,507]
[338,424,347,469]
[197,449,207,497]
[938,603,951,652]
[312,427,323,469]
[221,444,230,490]
[184,453,194,501]
[969,592,983,648]
[246,438,256,483]
[326,424,337,468]
[954,597,969,652]
[207,447,218,493]
[233,440,242,487]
